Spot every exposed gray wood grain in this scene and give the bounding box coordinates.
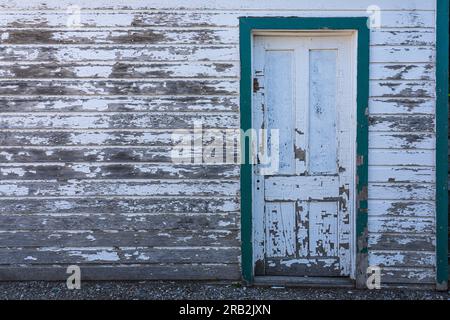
[0,62,239,79]
[369,98,435,114]
[369,234,435,251]
[0,113,239,129]
[0,264,241,281]
[0,197,239,214]
[0,45,239,62]
[0,229,240,247]
[369,150,434,167]
[0,213,239,231]
[0,80,238,96]
[0,29,238,45]
[370,46,434,64]
[0,130,233,146]
[378,267,435,284]
[368,183,434,200]
[0,28,433,46]
[368,166,434,183]
[369,132,434,149]
[369,251,435,268]
[370,81,434,98]
[0,97,239,113]
[368,200,435,217]
[0,147,180,163]
[369,115,435,132]
[368,217,435,234]
[0,11,435,29]
[0,180,239,197]
[370,29,435,46]
[0,247,240,264]
[0,1,434,11]
[371,63,434,81]
[0,164,240,180]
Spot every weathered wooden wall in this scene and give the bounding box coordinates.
[0,0,437,285]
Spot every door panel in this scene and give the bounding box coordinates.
[265,202,296,258]
[308,49,338,174]
[253,34,355,278]
[265,50,295,175]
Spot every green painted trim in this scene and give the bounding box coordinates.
[436,0,449,289]
[239,19,253,284]
[239,17,370,285]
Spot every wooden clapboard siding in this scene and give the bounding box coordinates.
[0,0,437,284]
[0,0,435,10]
[0,265,241,281]
[0,11,436,29]
[0,97,240,112]
[0,247,241,265]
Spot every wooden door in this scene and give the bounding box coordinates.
[252,34,355,277]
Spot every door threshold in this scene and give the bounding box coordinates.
[253,276,355,288]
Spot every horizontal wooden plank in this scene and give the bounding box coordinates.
[0,197,239,214]
[0,62,239,79]
[370,81,435,98]
[0,12,241,28]
[369,251,435,268]
[0,146,181,162]
[0,45,239,62]
[0,80,238,96]
[0,62,433,80]
[368,200,435,217]
[0,229,240,247]
[369,132,434,149]
[0,113,239,129]
[368,166,435,183]
[0,28,433,46]
[0,129,235,146]
[0,29,238,45]
[370,46,434,63]
[368,217,435,233]
[0,180,239,197]
[368,183,434,200]
[369,97,435,114]
[369,233,435,251]
[369,150,434,167]
[0,0,434,10]
[0,164,240,180]
[0,213,239,231]
[369,115,435,132]
[0,96,239,113]
[0,247,240,265]
[0,46,434,64]
[0,11,436,29]
[378,267,435,284]
[370,63,434,81]
[0,47,434,65]
[0,148,436,166]
[0,45,435,64]
[0,264,241,281]
[370,29,435,46]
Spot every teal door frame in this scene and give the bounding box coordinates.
[239,17,370,287]
[436,0,449,291]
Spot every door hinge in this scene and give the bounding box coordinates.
[253,77,260,93]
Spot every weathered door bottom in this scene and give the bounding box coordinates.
[253,276,355,288]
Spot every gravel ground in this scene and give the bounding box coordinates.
[0,281,448,300]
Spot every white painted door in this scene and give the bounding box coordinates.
[252,34,355,277]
